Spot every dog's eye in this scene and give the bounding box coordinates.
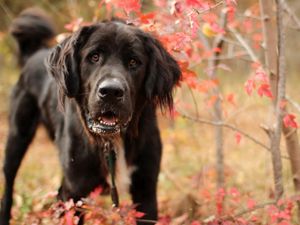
[128,59,138,69]
[89,53,101,63]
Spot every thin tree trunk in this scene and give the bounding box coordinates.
[282,0,300,219]
[280,0,300,218]
[208,1,227,189]
[259,0,278,100]
[260,1,300,212]
[274,0,286,201]
[259,0,284,201]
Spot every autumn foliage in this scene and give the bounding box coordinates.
[7,0,300,224]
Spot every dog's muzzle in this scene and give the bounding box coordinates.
[86,78,131,136]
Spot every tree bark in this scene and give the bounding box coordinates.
[208,1,228,189]
[276,0,300,208]
[259,0,284,201]
[259,0,278,100]
[260,0,300,217]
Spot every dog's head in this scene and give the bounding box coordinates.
[47,21,181,137]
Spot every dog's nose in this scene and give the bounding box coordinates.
[98,79,124,100]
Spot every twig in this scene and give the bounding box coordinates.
[220,200,276,221]
[267,0,286,201]
[201,52,248,61]
[42,0,70,21]
[181,113,268,149]
[283,0,300,31]
[188,87,200,118]
[222,37,243,47]
[0,2,13,21]
[222,194,300,221]
[228,26,260,63]
[207,0,228,190]
[136,219,157,224]
[180,113,290,160]
[286,95,300,113]
[235,12,261,21]
[198,31,211,51]
[193,1,224,15]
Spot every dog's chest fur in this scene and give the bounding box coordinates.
[106,137,136,195]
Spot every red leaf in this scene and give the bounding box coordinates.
[134,211,145,218]
[236,218,248,225]
[251,62,261,70]
[202,13,217,24]
[210,22,225,34]
[283,114,299,128]
[244,79,256,96]
[226,93,236,106]
[242,19,253,33]
[206,95,218,108]
[197,80,218,93]
[117,0,141,15]
[247,199,256,209]
[190,221,201,225]
[213,47,222,53]
[179,61,197,89]
[235,132,242,144]
[186,0,207,8]
[251,215,258,222]
[64,210,75,225]
[173,32,192,51]
[138,12,156,24]
[89,186,103,199]
[157,215,172,225]
[254,69,268,83]
[229,187,240,197]
[174,1,184,14]
[170,107,179,118]
[257,83,273,99]
[189,12,200,37]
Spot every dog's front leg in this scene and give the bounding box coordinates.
[129,136,162,225]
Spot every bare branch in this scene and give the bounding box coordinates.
[181,113,269,150]
[0,2,14,21]
[206,0,229,189]
[193,1,225,15]
[268,0,286,201]
[283,0,300,31]
[42,0,70,20]
[221,200,276,221]
[228,27,260,62]
[201,52,248,61]
[180,113,290,160]
[286,95,300,113]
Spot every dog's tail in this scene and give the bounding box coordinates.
[10,7,56,66]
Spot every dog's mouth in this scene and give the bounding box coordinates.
[86,111,130,136]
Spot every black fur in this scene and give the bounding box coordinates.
[0,8,181,225]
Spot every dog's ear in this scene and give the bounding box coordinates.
[47,25,96,106]
[142,33,181,110]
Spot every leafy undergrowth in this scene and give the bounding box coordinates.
[22,185,298,225]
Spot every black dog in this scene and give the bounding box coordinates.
[0,8,181,225]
